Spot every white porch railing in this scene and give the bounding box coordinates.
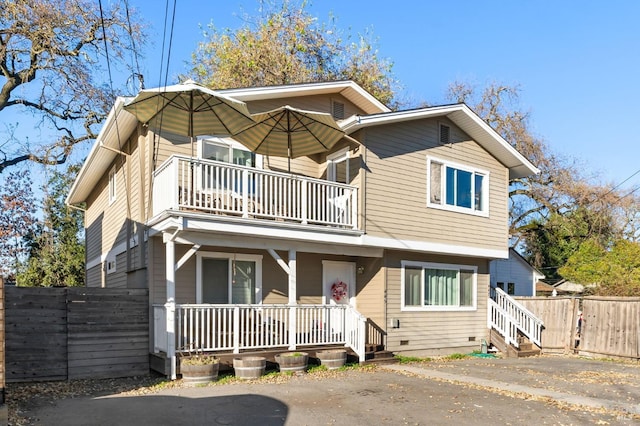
[153,303,367,362]
[488,287,544,348]
[152,156,359,229]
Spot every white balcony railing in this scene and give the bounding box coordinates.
[152,156,359,229]
[153,303,367,362]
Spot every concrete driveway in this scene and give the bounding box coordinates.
[18,355,640,425]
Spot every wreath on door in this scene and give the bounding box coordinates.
[331,280,348,302]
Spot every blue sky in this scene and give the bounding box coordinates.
[127,0,639,190]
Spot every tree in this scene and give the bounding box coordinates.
[17,164,85,286]
[0,168,36,279]
[0,0,144,172]
[559,239,640,296]
[188,0,398,107]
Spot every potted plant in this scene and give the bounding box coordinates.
[274,352,308,373]
[233,356,267,379]
[179,350,219,385]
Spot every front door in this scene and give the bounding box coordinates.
[322,260,356,307]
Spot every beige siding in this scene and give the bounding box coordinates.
[355,257,385,329]
[384,250,489,356]
[83,129,150,288]
[245,94,365,117]
[363,118,509,252]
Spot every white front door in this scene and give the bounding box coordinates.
[322,260,356,307]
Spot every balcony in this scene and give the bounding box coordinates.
[152,156,359,230]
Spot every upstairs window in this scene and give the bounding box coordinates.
[427,156,488,215]
[201,136,256,167]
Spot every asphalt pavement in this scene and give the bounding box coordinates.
[21,355,640,425]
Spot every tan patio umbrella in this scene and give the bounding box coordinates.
[123,80,254,140]
[232,105,345,170]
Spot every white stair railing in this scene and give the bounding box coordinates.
[488,287,544,348]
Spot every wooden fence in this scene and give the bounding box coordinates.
[6,286,149,382]
[516,296,640,360]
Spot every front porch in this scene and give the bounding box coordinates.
[153,303,377,377]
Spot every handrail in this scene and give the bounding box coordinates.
[153,303,367,360]
[489,287,544,348]
[152,155,359,229]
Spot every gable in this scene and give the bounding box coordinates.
[341,104,538,179]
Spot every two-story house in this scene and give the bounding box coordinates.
[67,80,538,378]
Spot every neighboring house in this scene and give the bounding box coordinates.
[67,80,538,378]
[490,248,545,296]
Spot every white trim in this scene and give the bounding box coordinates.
[360,234,508,259]
[400,260,477,312]
[219,80,390,114]
[195,251,263,304]
[147,213,506,259]
[427,155,490,217]
[327,147,350,183]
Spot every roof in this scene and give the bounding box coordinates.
[67,81,538,206]
[508,248,545,279]
[340,104,539,179]
[219,80,391,115]
[66,98,138,205]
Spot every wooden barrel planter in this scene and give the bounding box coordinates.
[180,357,219,385]
[233,356,266,380]
[316,349,347,370]
[275,352,308,373]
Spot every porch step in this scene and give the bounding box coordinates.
[489,328,541,358]
[364,349,397,365]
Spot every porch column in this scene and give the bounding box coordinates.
[288,249,297,350]
[165,238,177,380]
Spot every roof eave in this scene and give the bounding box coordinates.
[66,97,138,206]
[219,81,391,115]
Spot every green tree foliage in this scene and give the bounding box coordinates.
[559,239,640,296]
[188,0,398,107]
[17,165,85,286]
[0,0,144,171]
[0,169,36,278]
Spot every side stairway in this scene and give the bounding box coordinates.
[489,329,541,358]
[488,288,543,358]
[362,343,396,365]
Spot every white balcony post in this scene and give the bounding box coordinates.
[165,237,176,379]
[288,249,297,350]
[241,169,249,218]
[301,182,308,224]
[233,306,240,353]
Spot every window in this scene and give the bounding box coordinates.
[507,282,515,295]
[201,137,256,167]
[108,166,117,204]
[402,261,476,310]
[106,257,116,274]
[197,253,263,304]
[327,148,350,184]
[427,157,488,215]
[496,282,505,290]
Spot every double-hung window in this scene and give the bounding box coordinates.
[427,156,488,215]
[402,261,476,310]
